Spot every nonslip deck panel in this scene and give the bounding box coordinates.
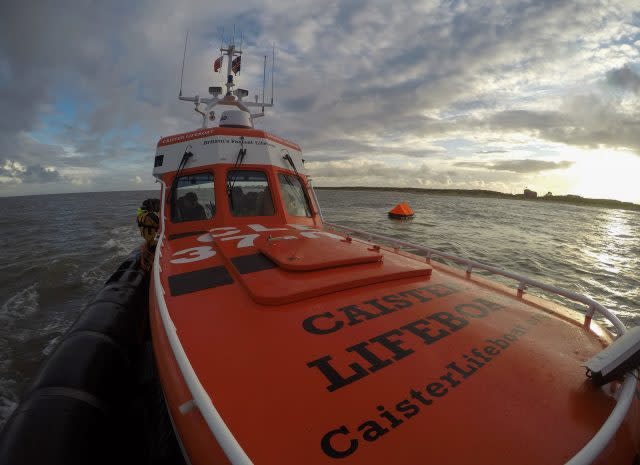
[231,253,278,274]
[168,266,234,296]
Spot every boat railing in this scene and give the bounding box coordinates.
[324,221,636,465]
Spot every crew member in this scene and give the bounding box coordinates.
[137,198,160,269]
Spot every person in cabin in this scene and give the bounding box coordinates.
[244,191,259,215]
[230,186,248,216]
[178,191,206,221]
[257,186,275,215]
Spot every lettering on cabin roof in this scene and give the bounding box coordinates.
[157,129,301,150]
[202,138,273,147]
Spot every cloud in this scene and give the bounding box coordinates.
[0,160,62,184]
[0,0,639,197]
[307,157,529,193]
[488,111,571,130]
[481,91,640,154]
[606,64,640,93]
[455,159,574,173]
[307,159,440,186]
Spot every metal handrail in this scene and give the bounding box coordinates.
[325,222,625,333]
[324,222,635,465]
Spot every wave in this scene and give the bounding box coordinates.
[42,334,63,357]
[0,394,18,428]
[81,264,111,287]
[102,226,142,256]
[1,284,39,321]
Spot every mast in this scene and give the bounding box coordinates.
[178,35,275,129]
[220,43,241,96]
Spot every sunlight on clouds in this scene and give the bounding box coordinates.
[566,149,640,203]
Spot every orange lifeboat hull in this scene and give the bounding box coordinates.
[150,223,640,465]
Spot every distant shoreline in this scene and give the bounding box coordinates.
[1,187,638,212]
[316,186,640,212]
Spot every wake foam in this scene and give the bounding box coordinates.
[1,284,40,320]
[0,395,17,428]
[102,226,140,255]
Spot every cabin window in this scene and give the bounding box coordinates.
[227,170,275,216]
[172,173,215,222]
[278,173,312,217]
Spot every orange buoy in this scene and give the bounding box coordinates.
[388,202,414,219]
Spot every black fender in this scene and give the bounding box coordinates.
[0,249,152,465]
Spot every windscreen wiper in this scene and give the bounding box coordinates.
[282,151,299,175]
[226,136,247,206]
[168,146,194,208]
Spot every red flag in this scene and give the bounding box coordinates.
[213,56,223,72]
[231,56,241,75]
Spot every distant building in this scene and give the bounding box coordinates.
[524,188,538,199]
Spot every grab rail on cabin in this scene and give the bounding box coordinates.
[324,222,636,465]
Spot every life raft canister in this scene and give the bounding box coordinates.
[137,198,160,245]
[388,202,414,219]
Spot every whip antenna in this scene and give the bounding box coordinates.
[271,43,275,105]
[262,55,267,112]
[179,30,189,97]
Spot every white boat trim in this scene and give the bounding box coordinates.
[325,222,636,465]
[566,375,635,465]
[161,386,194,465]
[153,181,254,465]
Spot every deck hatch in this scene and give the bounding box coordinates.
[258,235,383,271]
[220,235,434,305]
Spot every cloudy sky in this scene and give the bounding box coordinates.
[1,0,640,202]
